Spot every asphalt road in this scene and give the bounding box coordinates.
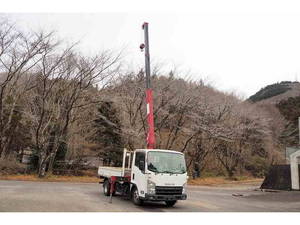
[1,180,300,212]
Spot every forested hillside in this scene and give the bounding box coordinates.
[0,18,283,179]
[277,96,300,146]
[248,81,297,102]
[248,81,300,103]
[248,81,300,150]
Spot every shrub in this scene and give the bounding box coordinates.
[0,159,26,175]
[245,156,269,178]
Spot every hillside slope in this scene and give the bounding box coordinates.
[248,81,300,147]
[248,81,300,104]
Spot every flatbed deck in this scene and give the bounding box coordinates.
[98,166,131,178]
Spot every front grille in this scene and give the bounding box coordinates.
[155,186,183,195]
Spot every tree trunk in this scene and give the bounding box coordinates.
[47,153,56,174]
[47,156,54,174]
[38,156,47,178]
[0,134,13,159]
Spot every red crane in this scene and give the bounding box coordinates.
[140,22,155,149]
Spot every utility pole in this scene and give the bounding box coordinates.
[141,22,155,149]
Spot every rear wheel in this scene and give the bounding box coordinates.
[131,186,143,206]
[103,180,110,196]
[165,200,177,207]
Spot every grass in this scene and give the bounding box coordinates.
[0,174,101,183]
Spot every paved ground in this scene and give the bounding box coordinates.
[1,180,300,212]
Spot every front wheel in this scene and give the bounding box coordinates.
[131,187,143,206]
[165,200,177,207]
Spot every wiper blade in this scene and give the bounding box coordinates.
[161,170,175,174]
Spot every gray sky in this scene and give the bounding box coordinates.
[5,12,300,97]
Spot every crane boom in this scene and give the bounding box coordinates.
[142,22,155,149]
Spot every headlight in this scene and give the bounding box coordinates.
[147,180,156,194]
[182,183,187,194]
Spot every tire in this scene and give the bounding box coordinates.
[165,200,177,207]
[103,180,110,196]
[131,186,143,206]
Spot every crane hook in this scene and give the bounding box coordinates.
[139,43,145,52]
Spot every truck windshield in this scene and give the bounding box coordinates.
[147,151,187,174]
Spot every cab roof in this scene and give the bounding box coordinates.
[135,149,183,155]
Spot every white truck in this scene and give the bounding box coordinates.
[98,148,188,207]
[98,23,188,207]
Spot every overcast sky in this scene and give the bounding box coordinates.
[5,12,300,97]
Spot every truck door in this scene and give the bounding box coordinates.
[131,151,147,198]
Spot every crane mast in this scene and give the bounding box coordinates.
[142,22,155,149]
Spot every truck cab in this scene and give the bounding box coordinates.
[131,149,187,206]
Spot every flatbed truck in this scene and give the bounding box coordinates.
[98,148,188,206]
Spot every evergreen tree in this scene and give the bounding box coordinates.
[94,101,123,166]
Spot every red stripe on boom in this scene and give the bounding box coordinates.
[146,89,155,149]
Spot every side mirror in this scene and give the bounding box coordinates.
[139,161,145,171]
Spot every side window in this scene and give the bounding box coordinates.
[134,152,145,167]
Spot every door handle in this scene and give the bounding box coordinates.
[132,173,135,180]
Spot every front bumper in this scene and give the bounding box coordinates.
[143,193,187,201]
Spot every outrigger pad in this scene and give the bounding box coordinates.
[260,165,299,190]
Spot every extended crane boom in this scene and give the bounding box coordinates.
[142,22,155,149]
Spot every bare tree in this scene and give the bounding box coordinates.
[25,47,121,176]
[0,19,53,159]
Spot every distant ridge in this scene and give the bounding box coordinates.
[248,81,299,103]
